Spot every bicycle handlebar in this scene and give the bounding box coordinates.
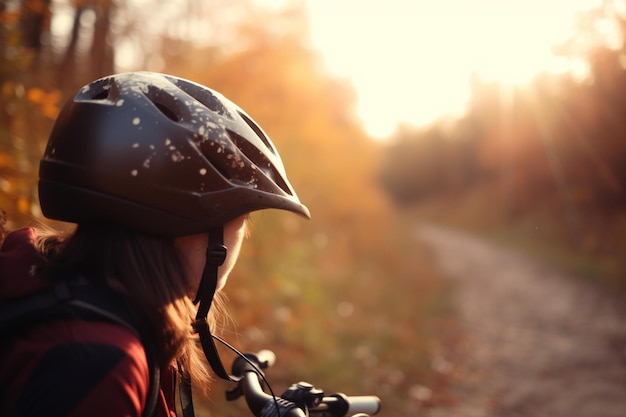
[226,350,381,417]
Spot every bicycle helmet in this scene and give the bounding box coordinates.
[39,71,310,236]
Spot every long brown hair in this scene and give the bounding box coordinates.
[0,210,6,246]
[37,223,220,391]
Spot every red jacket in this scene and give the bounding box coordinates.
[0,229,177,417]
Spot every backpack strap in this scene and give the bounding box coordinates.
[0,280,160,417]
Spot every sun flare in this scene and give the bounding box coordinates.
[303,0,604,138]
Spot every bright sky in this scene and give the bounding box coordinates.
[257,0,614,138]
[53,0,609,139]
[303,0,606,138]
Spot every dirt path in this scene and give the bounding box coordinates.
[415,223,626,417]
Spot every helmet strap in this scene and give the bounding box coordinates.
[191,226,241,382]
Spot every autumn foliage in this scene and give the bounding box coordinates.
[1,1,446,415]
[379,21,626,291]
[3,1,625,415]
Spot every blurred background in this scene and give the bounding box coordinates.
[1,0,625,415]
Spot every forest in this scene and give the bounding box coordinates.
[1,1,625,416]
[380,4,626,293]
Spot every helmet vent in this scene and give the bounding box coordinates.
[192,92,229,117]
[145,84,185,123]
[91,90,110,100]
[75,78,112,101]
[154,101,180,122]
[238,111,275,155]
[167,77,231,118]
[228,131,293,196]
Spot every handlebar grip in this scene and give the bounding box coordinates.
[310,394,381,417]
[345,396,381,415]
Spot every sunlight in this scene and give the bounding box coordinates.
[302,0,602,138]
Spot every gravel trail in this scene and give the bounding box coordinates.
[416,223,626,417]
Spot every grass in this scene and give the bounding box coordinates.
[409,187,626,298]
[194,211,454,416]
[192,190,625,416]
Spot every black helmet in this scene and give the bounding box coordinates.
[39,72,310,236]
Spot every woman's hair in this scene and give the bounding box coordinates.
[36,224,223,391]
[0,210,6,246]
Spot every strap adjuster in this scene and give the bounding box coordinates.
[206,244,227,267]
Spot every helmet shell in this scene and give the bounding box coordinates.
[39,72,310,236]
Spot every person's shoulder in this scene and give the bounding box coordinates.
[62,316,144,345]
[9,318,150,417]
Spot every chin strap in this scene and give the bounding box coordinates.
[180,226,241,417]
